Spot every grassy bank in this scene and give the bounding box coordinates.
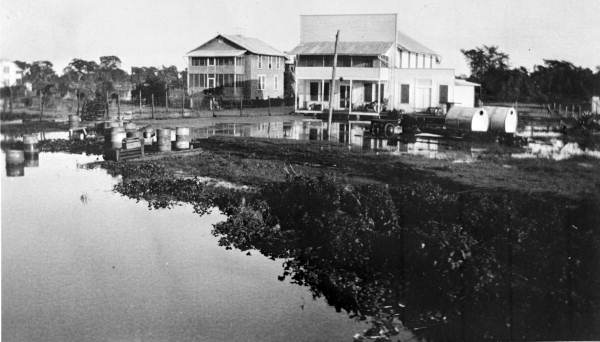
[105,136,600,199]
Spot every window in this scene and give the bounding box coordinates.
[323,82,330,101]
[364,83,372,102]
[276,57,281,69]
[375,84,385,102]
[258,75,266,90]
[337,56,351,67]
[216,74,224,87]
[191,57,201,66]
[236,74,245,87]
[268,56,272,69]
[401,84,410,104]
[258,55,263,69]
[235,56,244,66]
[310,82,319,101]
[208,58,215,66]
[274,75,278,90]
[199,74,206,87]
[439,85,448,104]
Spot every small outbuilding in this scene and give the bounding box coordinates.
[454,79,479,108]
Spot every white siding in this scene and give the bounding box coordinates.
[300,14,397,42]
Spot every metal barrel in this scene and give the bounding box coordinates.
[126,129,141,139]
[68,115,80,128]
[23,134,39,154]
[156,128,172,152]
[175,127,190,150]
[24,152,39,167]
[143,128,154,145]
[6,149,25,165]
[124,122,137,130]
[110,127,126,150]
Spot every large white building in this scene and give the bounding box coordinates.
[290,14,478,114]
[0,59,23,87]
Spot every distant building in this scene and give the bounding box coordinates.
[0,59,23,87]
[186,34,285,100]
[290,14,478,113]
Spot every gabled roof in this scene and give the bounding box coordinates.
[396,31,439,57]
[289,41,393,56]
[221,34,285,56]
[187,34,285,57]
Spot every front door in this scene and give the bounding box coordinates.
[339,85,350,109]
[208,77,215,89]
[416,87,431,110]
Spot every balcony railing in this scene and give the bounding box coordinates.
[296,66,388,81]
[189,65,245,74]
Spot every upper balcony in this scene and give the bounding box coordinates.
[296,66,388,81]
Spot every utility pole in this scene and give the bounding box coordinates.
[165,86,169,113]
[151,93,155,119]
[327,30,340,141]
[139,88,142,115]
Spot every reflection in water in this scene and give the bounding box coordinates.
[113,173,600,341]
[1,152,365,342]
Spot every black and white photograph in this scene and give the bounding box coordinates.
[1,0,599,341]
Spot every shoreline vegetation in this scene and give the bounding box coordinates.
[98,136,600,341]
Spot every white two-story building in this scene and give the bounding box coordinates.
[290,14,477,114]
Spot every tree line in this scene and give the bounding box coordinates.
[461,45,600,103]
[2,56,186,116]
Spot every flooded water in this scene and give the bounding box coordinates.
[188,119,600,161]
[1,151,365,342]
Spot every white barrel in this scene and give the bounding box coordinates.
[175,127,190,150]
[110,127,126,150]
[156,129,172,152]
[143,127,154,145]
[23,134,39,154]
[484,106,518,133]
[445,107,489,132]
[6,150,25,165]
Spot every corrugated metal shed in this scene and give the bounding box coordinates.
[396,31,439,57]
[289,41,393,55]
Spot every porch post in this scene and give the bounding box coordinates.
[349,79,353,114]
[233,57,237,97]
[294,78,298,112]
[377,80,381,114]
[321,79,325,105]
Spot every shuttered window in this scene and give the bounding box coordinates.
[439,85,448,104]
[401,84,410,104]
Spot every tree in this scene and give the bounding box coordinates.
[62,58,99,115]
[461,45,510,83]
[28,61,58,120]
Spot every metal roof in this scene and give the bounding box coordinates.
[396,31,439,56]
[289,41,394,55]
[220,34,285,56]
[187,34,285,57]
[187,50,247,57]
[455,79,480,87]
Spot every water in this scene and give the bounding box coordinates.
[189,119,600,161]
[1,152,365,342]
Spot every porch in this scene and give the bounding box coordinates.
[295,79,387,115]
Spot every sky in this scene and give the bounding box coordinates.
[1,0,599,76]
